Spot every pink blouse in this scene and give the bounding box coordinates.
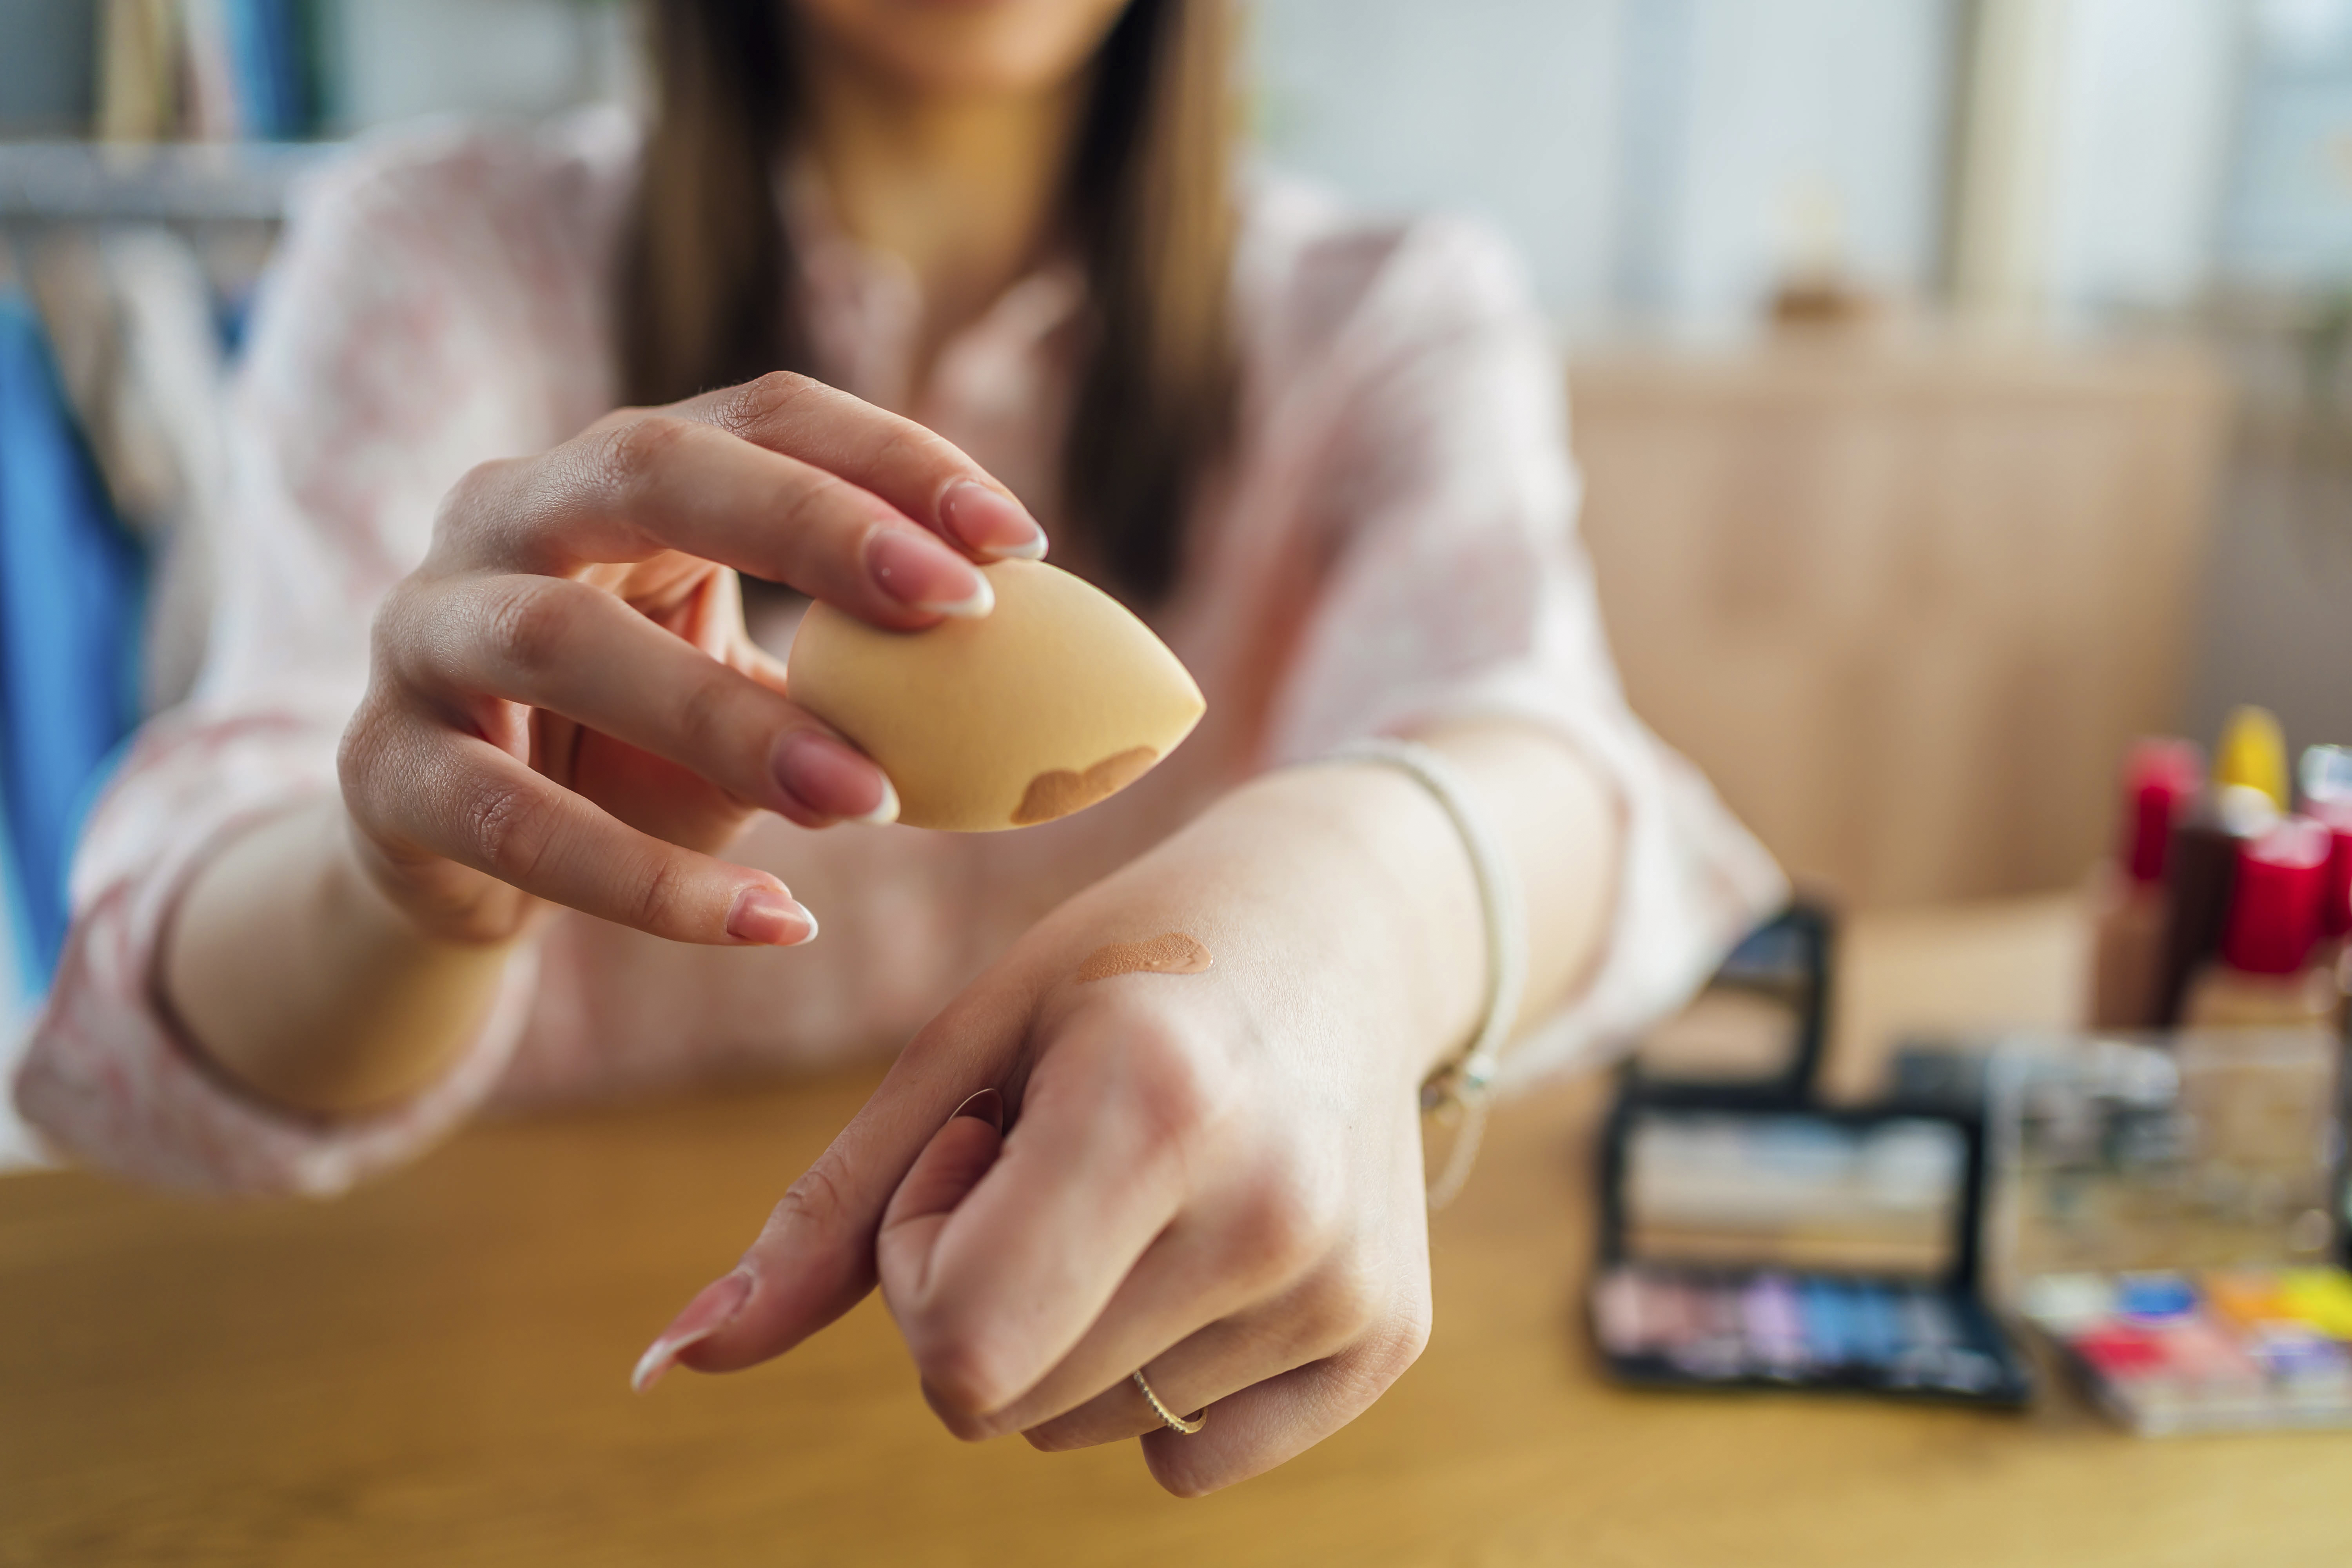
[13,111,1784,1195]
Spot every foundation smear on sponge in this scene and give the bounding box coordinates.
[1076,932,1214,984]
[1013,746,1158,826]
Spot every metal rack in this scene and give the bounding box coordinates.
[0,141,344,223]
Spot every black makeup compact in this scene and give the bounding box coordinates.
[1588,1094,2033,1406]
[1626,902,1832,1102]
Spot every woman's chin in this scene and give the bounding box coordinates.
[791,0,1134,100]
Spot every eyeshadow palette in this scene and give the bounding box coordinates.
[1591,1265,2027,1399]
[1588,1093,2032,1407]
[2021,1268,2352,1435]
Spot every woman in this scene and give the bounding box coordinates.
[15,0,1778,1494]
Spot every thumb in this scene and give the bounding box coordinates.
[877,1088,1006,1314]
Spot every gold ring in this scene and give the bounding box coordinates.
[1132,1369,1205,1435]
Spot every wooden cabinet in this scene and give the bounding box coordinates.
[1573,336,2228,907]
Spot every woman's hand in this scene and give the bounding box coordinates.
[635,759,1498,1494]
[338,370,1047,949]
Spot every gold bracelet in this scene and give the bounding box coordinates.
[1325,738,1526,1208]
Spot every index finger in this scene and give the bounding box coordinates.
[677,372,1047,563]
[631,979,1040,1388]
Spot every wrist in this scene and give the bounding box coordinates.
[165,800,524,1117]
[1203,763,1486,1086]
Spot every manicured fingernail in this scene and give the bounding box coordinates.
[725,886,817,947]
[868,527,994,618]
[949,1087,1004,1132]
[939,480,1046,561]
[771,729,898,823]
[860,773,900,824]
[632,1270,753,1394]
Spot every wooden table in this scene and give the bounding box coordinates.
[6,898,2348,1566]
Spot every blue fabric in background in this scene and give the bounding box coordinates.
[223,0,316,140]
[0,292,145,987]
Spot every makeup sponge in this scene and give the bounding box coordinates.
[784,558,1206,831]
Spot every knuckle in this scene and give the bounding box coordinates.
[911,1336,1014,1429]
[477,577,577,677]
[367,575,435,673]
[1366,1295,1434,1383]
[671,666,742,760]
[336,697,389,793]
[772,1155,854,1240]
[1225,1134,1345,1273]
[338,699,437,839]
[1230,1174,1335,1280]
[935,1406,993,1445]
[1119,1020,1235,1160]
[432,457,512,547]
[874,417,958,477]
[623,849,691,934]
[597,411,694,485]
[772,466,862,541]
[459,773,555,883]
[336,706,413,831]
[1296,1267,1384,1352]
[729,369,822,426]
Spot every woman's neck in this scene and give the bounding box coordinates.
[800,41,1087,398]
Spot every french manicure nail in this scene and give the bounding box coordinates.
[858,773,902,825]
[949,1086,1004,1132]
[725,886,818,947]
[868,528,995,618]
[926,575,994,618]
[939,480,1047,561]
[771,729,899,823]
[632,1270,754,1394]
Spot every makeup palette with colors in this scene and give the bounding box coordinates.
[2022,1268,2352,1435]
[1588,1097,2033,1407]
[1592,1266,2023,1398]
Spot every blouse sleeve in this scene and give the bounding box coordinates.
[9,129,589,1194]
[1260,215,1787,1086]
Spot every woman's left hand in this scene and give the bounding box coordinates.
[633,761,1486,1494]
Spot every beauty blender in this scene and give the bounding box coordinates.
[784,558,1206,831]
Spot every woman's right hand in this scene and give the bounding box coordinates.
[338,371,1047,951]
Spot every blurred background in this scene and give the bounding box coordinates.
[0,0,2347,1148]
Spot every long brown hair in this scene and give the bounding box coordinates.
[618,0,1238,601]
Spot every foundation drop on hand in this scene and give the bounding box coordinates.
[1076,933,1214,983]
